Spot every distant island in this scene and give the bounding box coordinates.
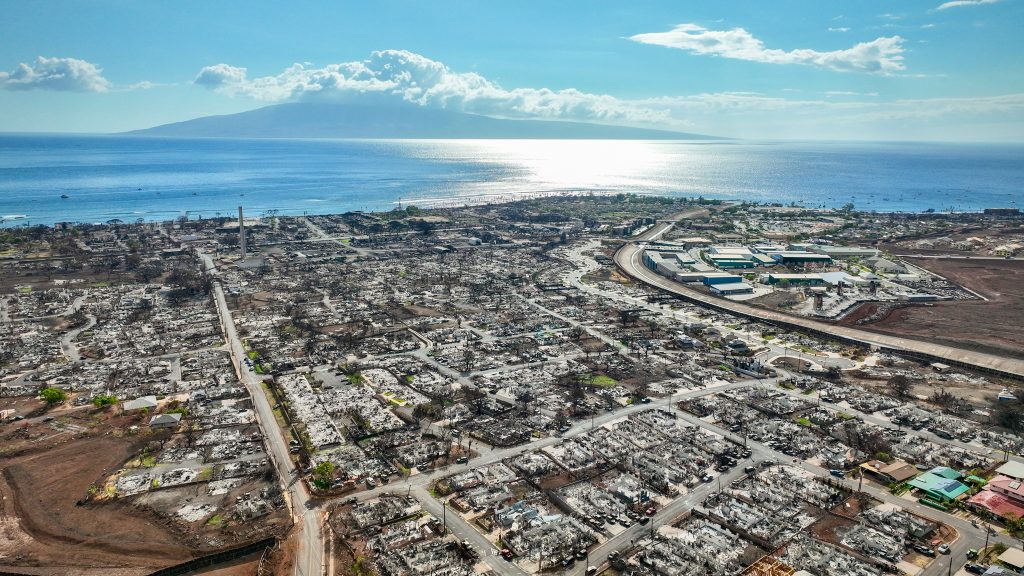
[125,102,720,140]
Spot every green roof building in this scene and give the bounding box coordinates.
[908,467,970,502]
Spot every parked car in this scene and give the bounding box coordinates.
[937,544,950,554]
[913,544,936,557]
[965,564,986,574]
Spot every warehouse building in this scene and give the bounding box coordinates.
[703,273,743,286]
[763,273,825,286]
[710,282,754,296]
[767,251,833,265]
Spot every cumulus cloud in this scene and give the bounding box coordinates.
[0,56,110,92]
[629,24,905,75]
[937,0,1000,9]
[192,50,671,125]
[194,64,249,89]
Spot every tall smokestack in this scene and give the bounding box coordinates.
[238,206,246,260]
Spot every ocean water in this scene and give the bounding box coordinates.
[1,134,1022,226]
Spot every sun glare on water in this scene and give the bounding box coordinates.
[474,139,671,188]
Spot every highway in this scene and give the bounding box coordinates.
[613,223,1024,379]
[191,213,1021,576]
[200,252,324,576]
[550,228,1018,575]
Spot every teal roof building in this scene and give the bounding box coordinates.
[909,467,970,502]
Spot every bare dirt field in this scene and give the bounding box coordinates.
[845,258,1024,360]
[0,404,288,575]
[0,435,193,575]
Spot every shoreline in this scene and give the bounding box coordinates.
[2,192,1019,230]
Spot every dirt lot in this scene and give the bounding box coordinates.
[0,404,289,575]
[848,258,1024,359]
[0,435,193,575]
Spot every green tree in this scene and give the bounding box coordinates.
[40,387,67,405]
[312,461,336,490]
[92,394,118,408]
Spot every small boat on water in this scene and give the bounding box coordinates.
[60,194,69,199]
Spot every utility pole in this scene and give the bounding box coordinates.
[442,499,447,535]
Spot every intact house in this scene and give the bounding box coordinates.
[149,412,182,429]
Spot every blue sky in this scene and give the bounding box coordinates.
[1,0,1022,140]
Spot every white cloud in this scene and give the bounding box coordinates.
[937,0,1000,9]
[193,50,671,125]
[188,49,1024,140]
[828,27,851,32]
[638,91,1024,121]
[126,81,159,90]
[0,56,110,92]
[639,92,1024,140]
[826,90,879,97]
[194,64,248,89]
[629,24,905,74]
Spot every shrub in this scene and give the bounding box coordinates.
[40,387,67,405]
[92,394,118,408]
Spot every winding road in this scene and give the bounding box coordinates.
[613,220,1024,379]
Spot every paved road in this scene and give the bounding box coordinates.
[323,362,1018,576]
[200,252,324,576]
[413,485,529,576]
[767,375,1024,467]
[60,312,95,363]
[614,240,1024,379]
[301,217,369,258]
[661,394,1016,576]
[332,379,770,574]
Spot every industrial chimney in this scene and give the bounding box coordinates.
[238,206,246,260]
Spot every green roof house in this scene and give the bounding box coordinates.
[908,467,970,502]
